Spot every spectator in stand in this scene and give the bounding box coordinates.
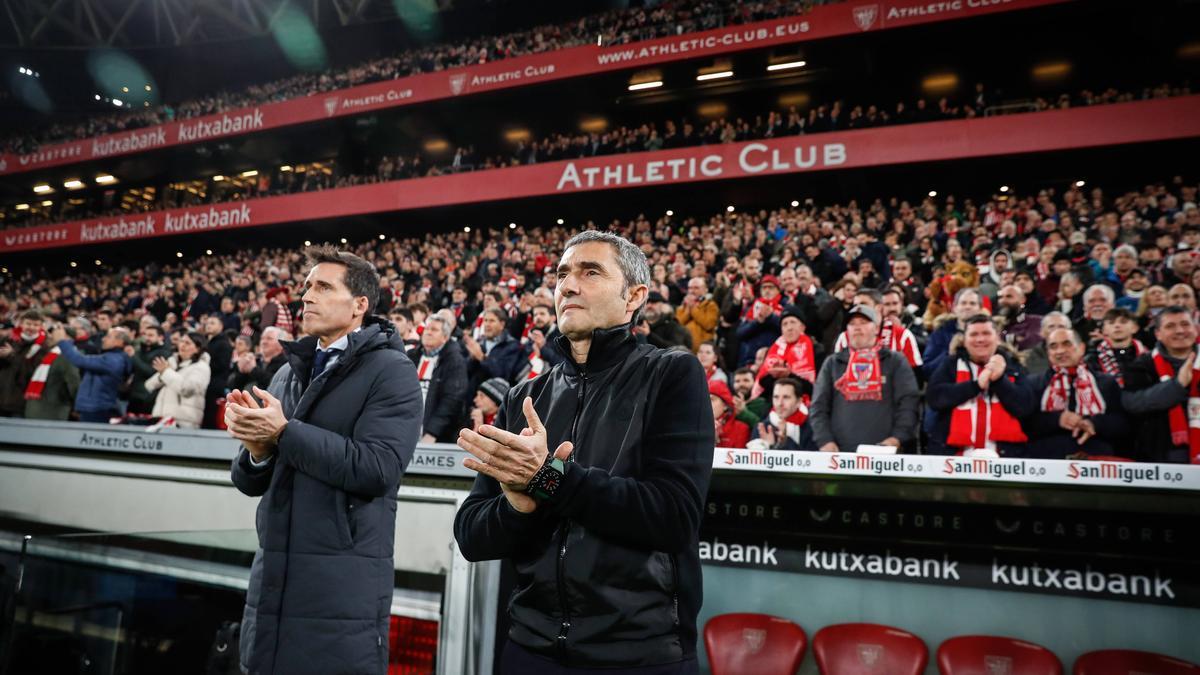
[753,305,821,399]
[128,324,172,414]
[1056,271,1086,323]
[389,307,420,351]
[809,305,920,453]
[710,380,750,449]
[0,310,46,417]
[1122,306,1200,463]
[731,366,768,422]
[50,324,133,423]
[1023,311,1073,376]
[1024,328,1128,459]
[676,277,719,352]
[749,376,812,451]
[23,320,80,421]
[145,332,212,429]
[520,303,566,380]
[922,288,983,379]
[260,287,295,334]
[1085,308,1146,387]
[410,314,468,443]
[639,291,693,351]
[996,284,1044,352]
[463,307,524,388]
[926,314,1035,456]
[229,327,291,392]
[468,377,509,432]
[203,316,234,428]
[1076,284,1116,344]
[697,341,727,385]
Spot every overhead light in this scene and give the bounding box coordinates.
[304,240,312,246]
[556,218,564,225]
[213,175,226,182]
[696,70,733,82]
[508,223,516,230]
[423,139,449,152]
[464,226,471,233]
[145,84,152,91]
[791,200,800,207]
[726,205,735,213]
[378,234,386,240]
[95,174,116,185]
[176,252,183,258]
[70,261,77,267]
[206,249,213,255]
[767,60,806,72]
[340,237,348,244]
[666,210,674,216]
[40,200,52,207]
[144,102,149,107]
[628,81,663,91]
[63,179,85,190]
[280,165,293,172]
[15,203,29,210]
[94,259,102,266]
[33,184,53,194]
[94,94,101,101]
[112,98,123,107]
[580,117,608,133]
[928,190,938,197]
[1075,180,1086,187]
[240,170,258,178]
[504,128,531,143]
[999,185,1009,193]
[921,73,959,94]
[121,86,129,93]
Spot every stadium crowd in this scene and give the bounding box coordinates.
[4,80,1190,230]
[2,175,1198,464]
[1,0,817,154]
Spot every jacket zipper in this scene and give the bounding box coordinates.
[556,365,587,661]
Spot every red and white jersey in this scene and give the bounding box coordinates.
[833,319,923,368]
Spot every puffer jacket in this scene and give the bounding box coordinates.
[145,352,211,429]
[454,323,714,668]
[231,317,422,675]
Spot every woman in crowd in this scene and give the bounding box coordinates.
[145,332,212,429]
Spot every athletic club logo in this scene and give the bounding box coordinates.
[857,644,883,666]
[449,73,468,95]
[323,96,339,117]
[984,655,1013,675]
[741,628,767,654]
[853,4,879,31]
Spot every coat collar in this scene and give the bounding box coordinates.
[553,322,637,375]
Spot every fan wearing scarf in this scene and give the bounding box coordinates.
[927,314,1036,456]
[1121,305,1200,463]
[751,377,813,450]
[1024,328,1128,459]
[1085,307,1146,388]
[809,305,920,453]
[0,310,48,417]
[751,305,822,398]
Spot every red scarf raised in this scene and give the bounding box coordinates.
[1041,365,1106,416]
[24,345,62,400]
[947,358,1028,449]
[1151,348,1200,463]
[754,334,816,397]
[834,348,883,401]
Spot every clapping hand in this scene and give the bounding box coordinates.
[152,356,170,373]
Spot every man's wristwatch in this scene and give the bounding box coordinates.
[525,456,566,501]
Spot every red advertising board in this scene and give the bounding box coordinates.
[7,92,1191,254]
[0,0,1069,178]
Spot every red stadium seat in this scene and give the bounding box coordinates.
[937,635,1062,675]
[812,623,928,675]
[704,613,807,675]
[1073,649,1200,675]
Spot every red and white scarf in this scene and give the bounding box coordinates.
[12,327,46,358]
[1151,348,1200,463]
[741,294,783,322]
[753,334,817,397]
[1041,365,1106,416]
[834,348,883,401]
[946,358,1028,450]
[24,345,62,400]
[1095,339,1146,387]
[768,402,809,447]
[834,319,923,367]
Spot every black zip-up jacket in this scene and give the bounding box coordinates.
[453,323,714,668]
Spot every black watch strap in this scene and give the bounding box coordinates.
[526,456,566,500]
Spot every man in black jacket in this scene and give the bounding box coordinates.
[224,246,421,675]
[454,231,714,673]
[1122,306,1200,463]
[409,313,469,443]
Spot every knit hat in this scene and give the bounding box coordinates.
[479,377,510,407]
[759,275,781,290]
[708,379,734,410]
[781,305,807,324]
